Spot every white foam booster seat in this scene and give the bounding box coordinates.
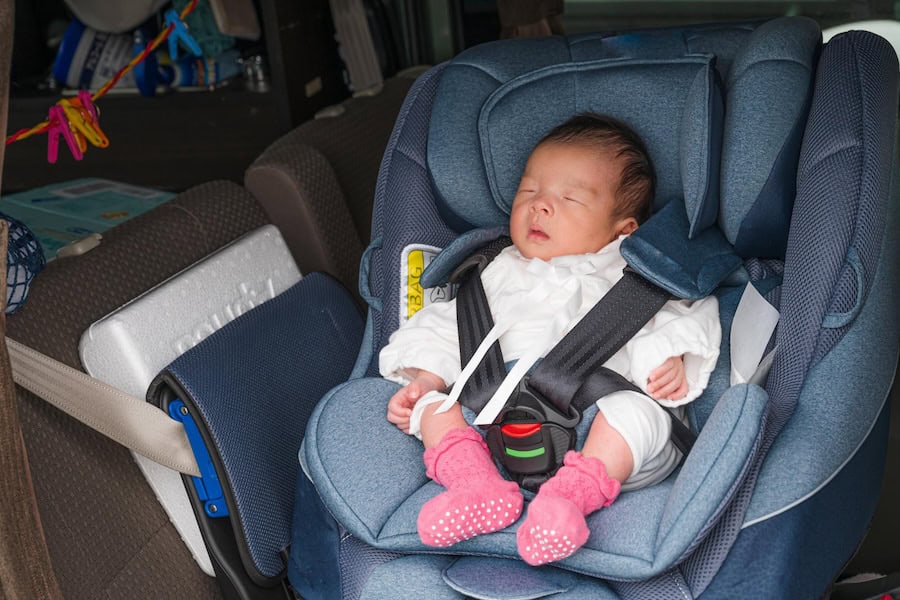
[80,225,365,598]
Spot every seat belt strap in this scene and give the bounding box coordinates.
[6,337,201,476]
[528,268,672,411]
[454,270,507,412]
[450,236,513,413]
[456,261,671,415]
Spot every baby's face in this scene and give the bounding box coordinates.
[510,142,635,261]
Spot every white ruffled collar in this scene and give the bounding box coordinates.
[506,235,627,279]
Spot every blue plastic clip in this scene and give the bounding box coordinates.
[168,399,230,518]
[164,9,202,60]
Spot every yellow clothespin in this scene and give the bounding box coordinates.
[57,100,92,152]
[58,91,109,150]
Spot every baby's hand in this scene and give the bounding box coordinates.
[647,355,688,401]
[386,371,445,433]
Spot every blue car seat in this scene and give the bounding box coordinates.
[290,16,900,600]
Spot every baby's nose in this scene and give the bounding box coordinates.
[530,194,553,214]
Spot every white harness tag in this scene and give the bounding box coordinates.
[730,283,780,386]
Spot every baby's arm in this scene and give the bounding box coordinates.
[625,296,720,405]
[646,355,687,401]
[386,369,446,434]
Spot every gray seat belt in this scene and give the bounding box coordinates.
[6,336,200,477]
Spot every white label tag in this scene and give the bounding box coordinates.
[730,283,780,386]
[398,244,453,324]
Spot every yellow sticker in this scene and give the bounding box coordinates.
[399,244,452,324]
[406,249,426,321]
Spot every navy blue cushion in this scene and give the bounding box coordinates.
[718,17,821,258]
[429,45,724,235]
[621,200,742,300]
[149,274,364,581]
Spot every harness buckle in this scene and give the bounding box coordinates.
[484,378,581,489]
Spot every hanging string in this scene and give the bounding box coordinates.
[5,0,199,146]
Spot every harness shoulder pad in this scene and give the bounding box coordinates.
[448,236,512,284]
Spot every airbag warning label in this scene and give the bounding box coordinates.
[399,244,452,323]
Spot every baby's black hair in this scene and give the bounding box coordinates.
[537,113,655,224]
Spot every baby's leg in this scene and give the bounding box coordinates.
[417,402,523,547]
[580,411,635,480]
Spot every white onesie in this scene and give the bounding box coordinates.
[380,236,721,491]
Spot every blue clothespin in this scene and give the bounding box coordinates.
[46,105,83,163]
[164,9,202,60]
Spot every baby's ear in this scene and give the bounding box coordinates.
[617,218,639,236]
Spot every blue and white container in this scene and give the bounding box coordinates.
[52,19,157,96]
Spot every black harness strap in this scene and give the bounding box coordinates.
[452,239,698,466]
[528,269,672,413]
[450,237,513,413]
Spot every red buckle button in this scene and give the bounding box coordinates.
[501,423,541,438]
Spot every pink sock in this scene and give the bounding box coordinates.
[516,451,620,566]
[418,428,524,547]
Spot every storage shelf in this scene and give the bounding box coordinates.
[2,0,350,195]
[2,87,284,194]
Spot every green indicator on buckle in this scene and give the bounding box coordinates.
[505,447,545,459]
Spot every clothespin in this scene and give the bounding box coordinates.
[57,97,102,155]
[164,9,202,60]
[76,90,100,122]
[63,91,109,149]
[57,102,88,153]
[46,105,83,163]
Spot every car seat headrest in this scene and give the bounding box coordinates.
[427,17,821,259]
[429,44,723,239]
[718,17,820,258]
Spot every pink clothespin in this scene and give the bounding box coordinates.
[77,90,99,122]
[164,9,202,60]
[46,105,83,163]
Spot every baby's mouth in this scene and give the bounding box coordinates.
[527,224,549,241]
